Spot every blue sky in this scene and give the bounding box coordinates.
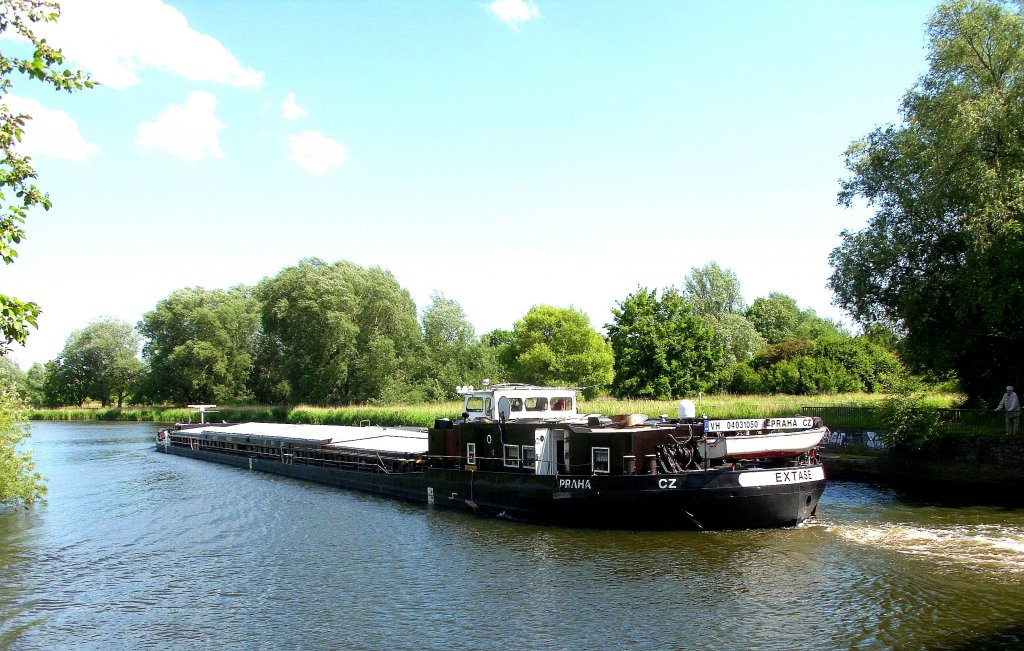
[3,0,937,369]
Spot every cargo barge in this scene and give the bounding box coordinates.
[156,384,827,530]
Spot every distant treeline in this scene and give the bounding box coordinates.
[6,259,923,409]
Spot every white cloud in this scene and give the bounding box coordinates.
[36,0,264,90]
[287,130,349,176]
[136,91,224,162]
[2,95,100,161]
[489,0,540,28]
[280,92,308,121]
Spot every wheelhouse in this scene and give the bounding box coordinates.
[458,383,578,422]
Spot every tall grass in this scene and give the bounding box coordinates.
[288,402,462,427]
[27,393,964,427]
[580,392,962,419]
[27,404,290,423]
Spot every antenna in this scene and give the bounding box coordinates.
[187,404,218,424]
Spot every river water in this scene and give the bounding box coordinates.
[2,422,1024,650]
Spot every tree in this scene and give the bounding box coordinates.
[255,258,422,404]
[746,292,843,345]
[0,0,91,506]
[417,293,498,401]
[606,288,719,398]
[683,262,746,317]
[497,305,612,398]
[20,360,44,406]
[44,318,143,407]
[829,0,1024,398]
[139,286,259,404]
[746,293,802,344]
[681,263,765,386]
[748,335,904,395]
[0,0,93,352]
[0,388,42,504]
[712,312,766,369]
[0,354,21,391]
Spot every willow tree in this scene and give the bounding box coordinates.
[139,286,259,404]
[829,0,1024,398]
[417,293,498,401]
[45,318,143,407]
[255,259,422,404]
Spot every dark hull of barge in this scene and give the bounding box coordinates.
[156,443,825,530]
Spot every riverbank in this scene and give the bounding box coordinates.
[27,392,961,424]
[39,398,1024,494]
[822,434,1024,496]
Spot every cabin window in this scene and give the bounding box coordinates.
[509,398,523,413]
[525,397,548,411]
[504,444,520,468]
[467,442,477,465]
[465,397,484,413]
[550,397,573,412]
[592,447,610,474]
[484,397,492,416]
[522,446,536,469]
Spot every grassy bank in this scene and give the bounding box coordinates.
[28,392,964,427]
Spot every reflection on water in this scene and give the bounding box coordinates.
[1,423,1023,650]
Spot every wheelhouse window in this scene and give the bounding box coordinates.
[550,397,573,412]
[592,447,610,474]
[504,444,520,468]
[465,397,484,414]
[509,398,523,413]
[525,397,548,412]
[522,445,536,469]
[467,442,476,465]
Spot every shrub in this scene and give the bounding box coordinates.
[726,363,763,394]
[878,378,942,451]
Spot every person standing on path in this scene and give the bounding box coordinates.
[995,385,1021,435]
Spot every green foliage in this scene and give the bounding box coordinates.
[759,359,802,394]
[724,363,764,394]
[19,361,43,405]
[709,312,766,369]
[416,292,499,401]
[745,293,844,345]
[746,335,906,395]
[0,389,43,505]
[138,285,259,404]
[607,287,720,399]
[746,293,801,344]
[830,0,1024,399]
[0,354,21,392]
[678,262,767,392]
[682,262,746,316]
[878,377,943,451]
[43,318,143,407]
[288,403,459,427]
[0,0,93,352]
[498,305,613,398]
[255,258,422,404]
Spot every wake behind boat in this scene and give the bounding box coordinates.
[157,385,828,530]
